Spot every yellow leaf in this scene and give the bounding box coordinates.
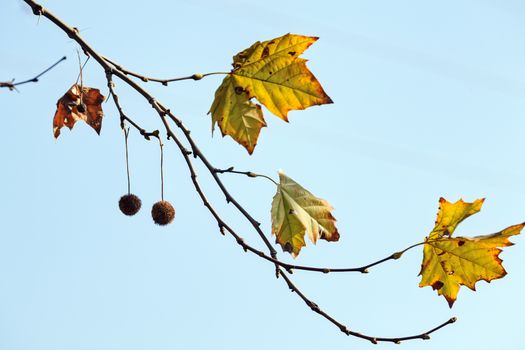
[429,197,484,239]
[231,34,333,120]
[419,198,523,307]
[271,171,339,257]
[209,75,266,154]
[209,33,332,153]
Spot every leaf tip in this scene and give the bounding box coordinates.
[245,144,255,155]
[446,296,456,308]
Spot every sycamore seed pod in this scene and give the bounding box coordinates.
[151,200,175,225]
[119,193,142,216]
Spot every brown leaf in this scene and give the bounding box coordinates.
[53,84,105,138]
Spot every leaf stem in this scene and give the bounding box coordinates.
[76,51,85,107]
[75,54,90,85]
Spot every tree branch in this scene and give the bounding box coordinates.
[0,56,66,91]
[21,0,456,343]
[214,166,279,185]
[279,269,457,344]
[106,74,159,141]
[102,55,227,85]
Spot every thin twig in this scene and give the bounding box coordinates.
[102,55,227,85]
[106,73,159,140]
[214,167,279,185]
[22,0,457,343]
[279,269,457,344]
[0,55,66,91]
[212,229,424,274]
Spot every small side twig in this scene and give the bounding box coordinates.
[214,221,424,274]
[214,167,279,185]
[106,72,159,141]
[0,56,66,91]
[102,55,227,85]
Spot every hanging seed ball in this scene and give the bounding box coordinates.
[119,193,142,216]
[151,200,175,226]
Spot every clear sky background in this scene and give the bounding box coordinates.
[1,1,524,349]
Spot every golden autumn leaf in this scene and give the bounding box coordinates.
[53,84,105,138]
[209,33,332,153]
[209,75,266,154]
[419,197,523,307]
[271,171,339,257]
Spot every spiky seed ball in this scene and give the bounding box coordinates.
[119,193,142,216]
[151,200,175,226]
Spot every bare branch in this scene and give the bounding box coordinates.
[279,269,457,344]
[214,167,279,185]
[102,55,227,85]
[21,0,457,343]
[1,56,66,91]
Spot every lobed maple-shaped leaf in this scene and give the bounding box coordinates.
[419,197,523,307]
[53,84,105,138]
[209,33,332,154]
[271,171,339,257]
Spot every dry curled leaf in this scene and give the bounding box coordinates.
[419,198,523,307]
[53,84,105,138]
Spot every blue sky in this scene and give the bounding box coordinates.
[1,1,524,349]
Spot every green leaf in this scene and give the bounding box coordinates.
[271,171,339,257]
